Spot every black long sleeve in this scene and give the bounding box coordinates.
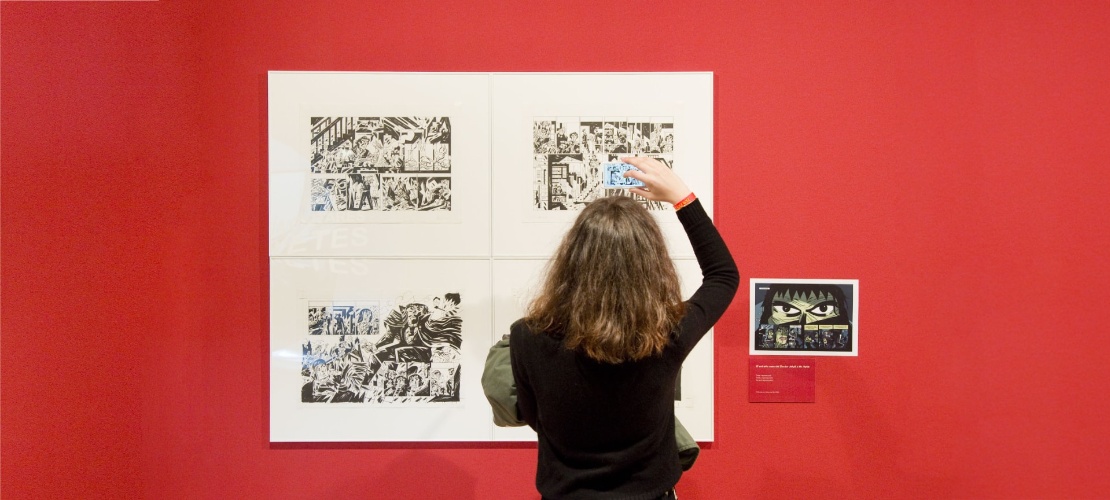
[510,198,738,499]
[673,198,740,357]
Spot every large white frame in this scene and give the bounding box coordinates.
[269,72,715,442]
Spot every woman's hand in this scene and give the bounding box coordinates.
[620,156,692,205]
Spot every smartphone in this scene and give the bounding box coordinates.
[601,162,645,188]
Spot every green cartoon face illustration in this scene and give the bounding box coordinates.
[768,290,843,325]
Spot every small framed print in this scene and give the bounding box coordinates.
[750,279,859,357]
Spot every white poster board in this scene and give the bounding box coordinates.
[269,72,715,442]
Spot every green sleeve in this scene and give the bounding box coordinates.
[481,336,526,427]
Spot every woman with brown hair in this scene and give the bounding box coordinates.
[509,156,739,499]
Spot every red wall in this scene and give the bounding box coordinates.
[3,1,1109,498]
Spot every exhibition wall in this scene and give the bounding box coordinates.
[3,1,1109,498]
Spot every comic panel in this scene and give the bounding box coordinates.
[628,120,648,154]
[612,120,631,154]
[648,120,670,153]
[414,176,451,211]
[429,117,452,173]
[301,292,463,404]
[533,119,557,154]
[308,301,380,336]
[309,177,348,212]
[309,116,454,212]
[749,279,859,356]
[310,117,357,173]
[531,117,674,212]
[532,154,549,210]
[543,153,604,210]
[346,173,380,212]
[426,117,452,172]
[301,336,379,403]
[555,118,583,154]
[310,174,396,212]
[377,175,452,211]
[580,120,603,154]
[601,120,618,153]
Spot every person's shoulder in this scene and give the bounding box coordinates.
[509,319,556,351]
[509,319,534,340]
[507,320,533,360]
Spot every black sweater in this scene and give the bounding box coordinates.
[510,199,739,499]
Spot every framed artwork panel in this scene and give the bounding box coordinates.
[749,278,860,357]
[269,72,491,258]
[491,73,714,259]
[270,257,493,441]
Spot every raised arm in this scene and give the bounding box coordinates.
[622,156,739,354]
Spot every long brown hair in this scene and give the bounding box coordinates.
[525,196,686,363]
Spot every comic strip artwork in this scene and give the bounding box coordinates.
[309,301,380,336]
[309,116,452,212]
[532,117,674,211]
[751,280,858,355]
[301,293,463,404]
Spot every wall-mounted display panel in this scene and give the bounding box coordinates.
[749,278,860,356]
[269,72,717,442]
[269,72,491,258]
[491,73,714,258]
[270,258,493,441]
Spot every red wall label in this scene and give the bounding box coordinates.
[748,357,816,403]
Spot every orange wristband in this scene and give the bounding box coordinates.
[673,192,697,211]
